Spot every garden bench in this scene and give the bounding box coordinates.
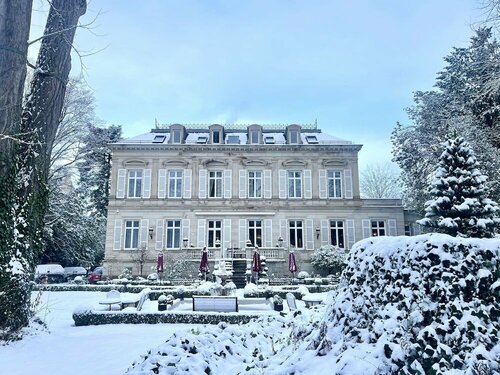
[192,296,238,312]
[121,288,150,311]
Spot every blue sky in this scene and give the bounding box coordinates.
[30,0,483,168]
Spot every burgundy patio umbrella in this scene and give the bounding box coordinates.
[199,247,209,279]
[251,249,262,283]
[288,251,297,277]
[157,252,164,273]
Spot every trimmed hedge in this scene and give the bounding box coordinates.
[73,310,270,326]
[32,284,177,293]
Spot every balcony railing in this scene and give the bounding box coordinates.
[176,247,287,261]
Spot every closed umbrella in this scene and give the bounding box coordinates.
[199,247,209,280]
[157,252,164,273]
[251,248,261,283]
[288,251,297,278]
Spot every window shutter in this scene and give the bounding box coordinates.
[280,219,287,248]
[321,219,329,245]
[198,169,207,199]
[388,219,397,236]
[239,219,246,248]
[116,169,126,198]
[113,220,122,250]
[183,169,192,199]
[362,219,371,239]
[304,169,312,199]
[344,169,353,199]
[279,170,287,199]
[155,219,164,250]
[223,219,231,251]
[319,169,327,199]
[346,219,355,250]
[305,219,314,250]
[197,219,206,247]
[224,169,232,198]
[158,169,167,199]
[182,219,190,244]
[140,219,149,249]
[264,219,272,247]
[143,169,152,198]
[264,170,272,199]
[239,170,247,198]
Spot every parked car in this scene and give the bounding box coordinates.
[35,264,65,284]
[64,266,88,282]
[87,266,106,284]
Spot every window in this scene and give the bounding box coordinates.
[207,220,222,247]
[171,129,182,144]
[250,130,260,144]
[305,135,318,144]
[327,171,342,198]
[264,136,275,144]
[288,171,302,198]
[227,135,240,144]
[168,170,183,198]
[289,220,303,248]
[289,130,299,144]
[153,135,166,143]
[248,220,262,247]
[404,224,411,236]
[127,170,142,198]
[212,130,221,144]
[208,171,223,198]
[166,220,181,248]
[124,220,140,249]
[371,220,386,236]
[248,171,262,198]
[197,136,208,144]
[330,220,345,248]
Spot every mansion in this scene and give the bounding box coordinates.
[103,123,417,279]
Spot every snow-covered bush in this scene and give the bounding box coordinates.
[297,271,310,279]
[243,282,259,297]
[310,245,347,276]
[316,234,500,374]
[418,137,500,238]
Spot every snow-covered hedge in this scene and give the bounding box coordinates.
[316,234,500,374]
[72,310,266,327]
[310,245,347,276]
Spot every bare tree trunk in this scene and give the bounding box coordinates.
[18,0,87,259]
[0,0,34,340]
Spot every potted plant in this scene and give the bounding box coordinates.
[176,287,185,300]
[158,295,168,311]
[273,295,284,312]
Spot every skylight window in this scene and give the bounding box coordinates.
[196,136,208,144]
[226,135,240,144]
[153,135,166,143]
[306,135,318,144]
[264,136,275,144]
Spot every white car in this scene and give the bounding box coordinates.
[35,264,65,283]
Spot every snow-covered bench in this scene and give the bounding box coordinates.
[192,296,238,313]
[121,288,150,311]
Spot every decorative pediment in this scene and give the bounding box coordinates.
[242,159,269,167]
[322,159,347,167]
[123,159,148,166]
[203,159,228,167]
[282,159,307,167]
[162,159,189,167]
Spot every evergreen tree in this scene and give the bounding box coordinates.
[418,137,500,237]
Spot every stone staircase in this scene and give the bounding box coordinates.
[231,259,247,289]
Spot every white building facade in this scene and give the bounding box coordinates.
[104,123,417,278]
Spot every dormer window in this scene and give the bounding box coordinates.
[169,124,185,144]
[247,125,262,145]
[209,124,224,144]
[286,125,302,145]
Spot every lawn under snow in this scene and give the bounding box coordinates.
[0,290,330,375]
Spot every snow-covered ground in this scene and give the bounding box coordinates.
[0,290,320,375]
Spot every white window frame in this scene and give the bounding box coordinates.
[248,220,262,247]
[330,220,345,248]
[165,220,181,249]
[207,220,222,247]
[288,170,302,198]
[124,220,140,249]
[208,171,223,198]
[289,220,304,249]
[127,169,142,198]
[327,170,342,198]
[168,170,183,198]
[248,171,262,198]
[371,220,386,237]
